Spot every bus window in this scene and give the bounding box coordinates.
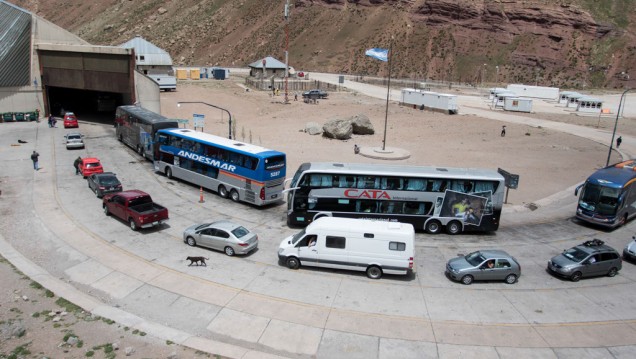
[382,177,403,190]
[406,178,426,191]
[356,200,377,213]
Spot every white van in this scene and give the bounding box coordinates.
[277,217,415,279]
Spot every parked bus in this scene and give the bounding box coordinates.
[153,128,286,206]
[286,162,506,234]
[575,159,636,228]
[115,106,178,160]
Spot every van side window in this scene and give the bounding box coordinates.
[389,242,406,251]
[326,236,346,249]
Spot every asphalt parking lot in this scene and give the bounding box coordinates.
[2,117,636,358]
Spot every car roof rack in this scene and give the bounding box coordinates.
[583,239,604,247]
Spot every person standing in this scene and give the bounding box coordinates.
[501,125,506,137]
[31,150,40,170]
[617,136,622,148]
[73,156,82,175]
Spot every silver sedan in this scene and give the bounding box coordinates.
[445,250,521,285]
[183,220,258,256]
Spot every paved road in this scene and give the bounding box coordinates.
[1,87,636,358]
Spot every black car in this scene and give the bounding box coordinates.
[302,89,328,99]
[87,172,122,198]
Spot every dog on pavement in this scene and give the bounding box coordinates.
[186,256,209,266]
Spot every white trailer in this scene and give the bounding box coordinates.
[493,92,516,108]
[503,97,533,113]
[558,91,579,104]
[506,84,559,100]
[565,93,584,108]
[149,74,177,91]
[401,88,458,114]
[278,217,415,279]
[576,97,603,114]
[489,87,508,100]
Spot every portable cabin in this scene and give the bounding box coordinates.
[503,97,533,113]
[493,92,517,108]
[576,97,603,114]
[565,93,585,108]
[558,91,579,105]
[489,87,508,100]
[401,89,458,114]
[506,84,559,100]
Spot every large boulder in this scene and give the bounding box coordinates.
[304,122,323,135]
[322,119,352,140]
[350,113,374,135]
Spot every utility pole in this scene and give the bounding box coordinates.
[284,0,290,103]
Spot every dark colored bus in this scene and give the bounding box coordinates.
[114,106,178,160]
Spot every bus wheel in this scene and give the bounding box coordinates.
[165,167,173,179]
[446,220,462,235]
[366,265,383,279]
[286,257,300,269]
[218,185,228,198]
[425,220,442,234]
[230,189,240,202]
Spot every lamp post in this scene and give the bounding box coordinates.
[606,88,633,166]
[495,65,499,85]
[177,101,233,139]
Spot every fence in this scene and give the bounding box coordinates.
[244,77,340,93]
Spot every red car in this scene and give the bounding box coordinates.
[63,112,79,128]
[79,157,104,178]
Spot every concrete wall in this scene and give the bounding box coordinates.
[134,71,161,114]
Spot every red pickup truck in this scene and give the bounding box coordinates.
[102,190,169,231]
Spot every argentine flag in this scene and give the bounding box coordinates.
[365,48,389,62]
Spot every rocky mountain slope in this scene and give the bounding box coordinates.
[10,0,636,88]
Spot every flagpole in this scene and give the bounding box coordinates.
[382,39,393,151]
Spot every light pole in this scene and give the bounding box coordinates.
[606,88,633,166]
[177,101,233,140]
[495,65,499,85]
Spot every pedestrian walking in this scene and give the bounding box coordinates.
[73,156,82,175]
[617,136,622,148]
[31,150,40,170]
[294,92,298,101]
[501,126,506,137]
[48,114,53,128]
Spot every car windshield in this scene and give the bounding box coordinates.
[99,176,119,186]
[231,226,250,238]
[578,183,620,216]
[291,228,306,245]
[562,247,589,262]
[465,251,486,266]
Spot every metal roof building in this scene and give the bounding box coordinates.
[119,35,173,67]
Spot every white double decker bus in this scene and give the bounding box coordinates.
[286,162,506,234]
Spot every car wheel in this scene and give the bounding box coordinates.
[570,271,582,282]
[224,246,235,256]
[186,237,196,247]
[230,189,240,202]
[95,190,100,198]
[129,219,138,231]
[165,167,172,179]
[425,220,442,234]
[607,267,618,277]
[286,257,300,269]
[446,220,462,235]
[366,265,383,279]
[461,275,474,285]
[505,274,518,284]
[103,205,110,216]
[218,185,228,198]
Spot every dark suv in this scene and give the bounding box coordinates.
[547,239,622,282]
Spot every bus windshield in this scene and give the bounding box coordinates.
[578,183,620,215]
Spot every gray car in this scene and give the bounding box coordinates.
[64,132,84,149]
[548,239,622,282]
[183,220,258,256]
[87,172,122,198]
[446,250,521,285]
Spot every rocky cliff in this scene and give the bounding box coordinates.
[9,0,636,88]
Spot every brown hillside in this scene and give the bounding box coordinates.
[9,0,636,89]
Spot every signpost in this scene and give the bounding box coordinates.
[177,119,189,128]
[193,113,205,131]
[498,168,520,204]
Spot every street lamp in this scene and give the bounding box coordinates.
[177,101,233,140]
[606,88,633,166]
[495,65,499,85]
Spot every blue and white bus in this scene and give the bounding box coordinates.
[287,162,505,234]
[575,159,636,228]
[153,128,286,206]
[115,106,178,160]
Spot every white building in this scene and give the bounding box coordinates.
[401,88,458,114]
[503,97,533,113]
[576,97,604,114]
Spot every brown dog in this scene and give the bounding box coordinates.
[186,256,209,266]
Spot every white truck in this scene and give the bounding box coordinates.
[149,74,177,91]
[278,217,415,279]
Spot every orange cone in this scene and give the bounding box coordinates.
[199,187,205,203]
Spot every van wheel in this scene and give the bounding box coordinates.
[570,271,582,282]
[446,220,462,235]
[286,257,300,269]
[607,267,618,277]
[230,189,240,202]
[186,237,196,247]
[165,167,173,179]
[461,275,474,285]
[218,185,228,198]
[129,219,138,231]
[425,220,442,234]
[366,266,383,279]
[505,274,518,284]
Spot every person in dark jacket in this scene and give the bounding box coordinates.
[31,151,40,170]
[73,156,82,175]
